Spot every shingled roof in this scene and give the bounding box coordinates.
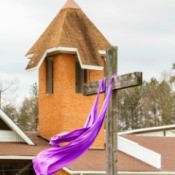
[26,0,110,70]
[65,136,175,174]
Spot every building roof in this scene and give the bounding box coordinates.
[66,149,157,172]
[0,132,49,158]
[0,109,35,145]
[0,131,175,173]
[0,133,157,171]
[124,135,175,171]
[26,0,110,70]
[118,124,175,136]
[65,135,175,173]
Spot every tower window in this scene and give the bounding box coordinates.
[46,57,53,94]
[75,58,88,93]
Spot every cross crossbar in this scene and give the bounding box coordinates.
[83,72,142,96]
[83,46,143,175]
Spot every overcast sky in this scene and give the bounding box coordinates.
[0,0,175,103]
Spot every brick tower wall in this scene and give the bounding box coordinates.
[38,54,105,148]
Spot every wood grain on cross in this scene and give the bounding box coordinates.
[83,46,142,175]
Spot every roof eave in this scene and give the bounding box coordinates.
[118,124,175,136]
[0,109,35,146]
[26,47,105,71]
[63,167,175,175]
[0,155,35,160]
[26,53,34,59]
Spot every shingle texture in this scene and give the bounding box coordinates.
[124,135,175,171]
[0,132,49,156]
[67,149,157,172]
[0,133,175,172]
[26,2,110,69]
[67,136,175,172]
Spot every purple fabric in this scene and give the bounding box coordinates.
[33,76,115,175]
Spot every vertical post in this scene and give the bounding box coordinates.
[0,83,2,108]
[106,46,118,175]
[0,90,1,108]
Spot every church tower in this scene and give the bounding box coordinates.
[26,0,110,148]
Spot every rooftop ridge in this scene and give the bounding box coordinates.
[62,0,80,9]
[118,124,175,136]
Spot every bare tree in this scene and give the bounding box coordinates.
[0,78,18,108]
[18,83,38,131]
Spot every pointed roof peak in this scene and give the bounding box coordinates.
[26,0,110,70]
[62,0,80,9]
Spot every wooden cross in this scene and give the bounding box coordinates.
[83,46,142,175]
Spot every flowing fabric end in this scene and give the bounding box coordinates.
[33,76,116,175]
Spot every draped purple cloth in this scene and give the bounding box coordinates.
[33,76,115,175]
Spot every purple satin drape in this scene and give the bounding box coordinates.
[33,76,115,175]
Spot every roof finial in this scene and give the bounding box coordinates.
[62,0,80,9]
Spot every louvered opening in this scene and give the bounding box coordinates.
[46,57,54,94]
[75,58,88,93]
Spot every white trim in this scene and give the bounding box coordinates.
[37,51,47,69]
[118,173,175,175]
[81,64,103,70]
[0,109,35,145]
[118,136,161,169]
[26,53,34,59]
[63,167,105,175]
[63,168,175,175]
[26,47,105,71]
[99,50,106,55]
[118,124,175,136]
[0,155,34,160]
[47,47,77,53]
[63,167,73,174]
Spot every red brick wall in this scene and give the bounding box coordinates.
[38,54,105,148]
